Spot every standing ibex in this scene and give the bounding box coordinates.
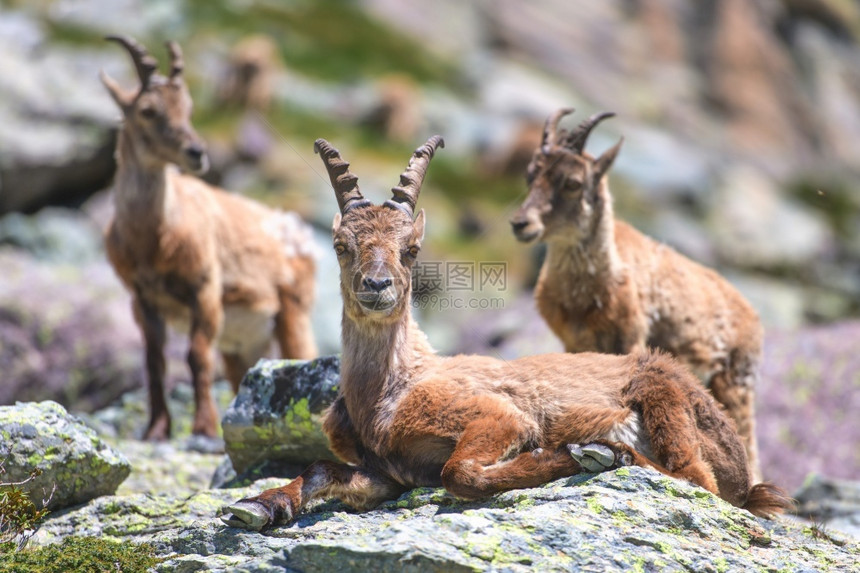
[510,108,764,479]
[219,137,789,531]
[100,36,317,440]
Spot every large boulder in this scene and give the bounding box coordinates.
[30,464,859,571]
[707,167,835,269]
[0,401,130,510]
[0,11,117,214]
[221,356,341,477]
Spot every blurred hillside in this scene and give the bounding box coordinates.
[2,0,859,339]
[0,0,857,362]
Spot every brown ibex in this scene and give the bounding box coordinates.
[510,108,764,479]
[100,36,317,440]
[219,137,789,531]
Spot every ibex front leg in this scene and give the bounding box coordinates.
[133,295,169,440]
[220,460,405,531]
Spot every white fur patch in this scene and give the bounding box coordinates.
[605,411,654,462]
[260,211,320,260]
[218,306,275,358]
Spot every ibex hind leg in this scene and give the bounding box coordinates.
[625,355,721,495]
[710,368,761,482]
[440,413,589,499]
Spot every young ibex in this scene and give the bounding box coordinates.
[510,108,764,479]
[100,36,317,440]
[219,137,789,532]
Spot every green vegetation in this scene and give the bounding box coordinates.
[0,465,49,553]
[36,0,462,87]
[185,0,460,87]
[0,536,163,573]
[1,463,160,571]
[429,157,526,206]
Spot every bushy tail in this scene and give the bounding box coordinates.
[743,482,795,518]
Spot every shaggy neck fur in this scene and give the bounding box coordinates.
[113,127,175,227]
[339,300,434,444]
[543,179,623,303]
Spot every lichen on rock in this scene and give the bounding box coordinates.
[221,356,341,478]
[0,401,130,510]
[27,466,860,572]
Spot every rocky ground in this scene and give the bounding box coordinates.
[33,466,860,572]
[0,363,855,572]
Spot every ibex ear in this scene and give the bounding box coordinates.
[331,212,342,236]
[100,70,134,110]
[412,209,426,243]
[594,137,623,180]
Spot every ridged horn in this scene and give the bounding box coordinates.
[386,136,445,215]
[541,107,575,152]
[314,139,370,214]
[166,41,184,80]
[566,111,616,154]
[105,35,158,90]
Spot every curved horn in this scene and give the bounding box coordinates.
[105,35,158,90]
[166,41,184,79]
[566,111,616,154]
[387,135,445,215]
[314,139,370,214]
[541,107,575,152]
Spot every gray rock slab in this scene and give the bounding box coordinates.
[0,401,130,510]
[31,466,859,572]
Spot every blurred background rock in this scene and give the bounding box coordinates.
[0,0,858,492]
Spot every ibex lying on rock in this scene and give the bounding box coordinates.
[219,137,789,531]
[100,36,317,440]
[510,109,764,479]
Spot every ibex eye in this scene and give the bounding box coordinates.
[334,244,346,256]
[406,246,420,258]
[565,177,583,190]
[139,107,157,119]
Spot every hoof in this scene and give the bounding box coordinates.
[219,501,272,531]
[567,443,618,472]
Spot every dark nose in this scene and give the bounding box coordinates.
[510,219,529,232]
[363,276,393,292]
[185,143,206,161]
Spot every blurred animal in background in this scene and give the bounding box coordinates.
[479,116,544,178]
[511,108,764,480]
[359,74,422,144]
[217,34,281,111]
[100,36,317,440]
[218,136,790,532]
